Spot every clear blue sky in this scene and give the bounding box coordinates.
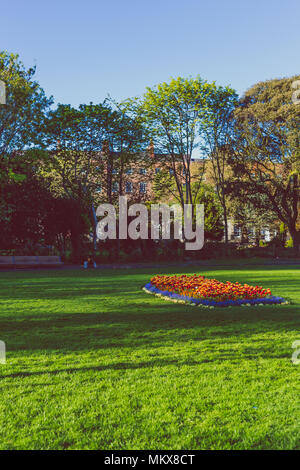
[1,0,299,106]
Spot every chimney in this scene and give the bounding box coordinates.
[148,140,155,158]
[102,140,110,156]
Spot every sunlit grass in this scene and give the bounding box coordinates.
[0,265,299,449]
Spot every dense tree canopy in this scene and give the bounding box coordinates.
[0,51,52,182]
[230,76,300,253]
[0,50,298,260]
[136,76,214,207]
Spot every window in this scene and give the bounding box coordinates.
[140,182,147,193]
[264,230,270,242]
[126,168,132,175]
[140,168,147,175]
[125,182,132,193]
[234,225,241,237]
[112,182,119,193]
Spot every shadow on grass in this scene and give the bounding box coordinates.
[0,266,299,356]
[1,304,299,355]
[0,264,298,300]
[0,348,291,380]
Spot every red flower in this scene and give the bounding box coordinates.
[150,274,272,302]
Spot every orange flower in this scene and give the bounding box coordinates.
[150,274,272,302]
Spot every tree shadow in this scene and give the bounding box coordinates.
[1,303,299,355]
[0,266,299,356]
[1,344,293,381]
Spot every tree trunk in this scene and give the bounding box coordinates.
[290,228,300,257]
[222,197,229,245]
[91,204,98,254]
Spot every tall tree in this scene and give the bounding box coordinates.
[96,99,149,204]
[193,184,224,241]
[137,77,214,208]
[230,76,300,254]
[44,101,148,259]
[43,103,108,259]
[200,86,238,244]
[0,51,52,182]
[0,51,52,252]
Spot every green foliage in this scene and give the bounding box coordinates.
[137,76,216,206]
[231,75,300,253]
[285,238,293,248]
[44,103,108,198]
[0,51,52,182]
[0,171,90,257]
[194,185,224,241]
[152,169,177,202]
[200,86,238,243]
[1,51,297,260]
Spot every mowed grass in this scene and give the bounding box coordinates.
[0,265,299,450]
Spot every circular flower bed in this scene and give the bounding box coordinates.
[143,274,287,308]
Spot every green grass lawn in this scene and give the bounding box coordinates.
[0,265,299,450]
